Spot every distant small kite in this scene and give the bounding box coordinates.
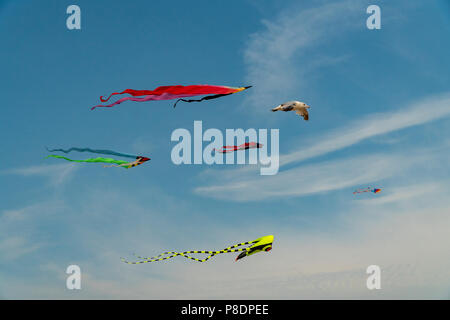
[46,147,150,169]
[353,187,382,195]
[214,142,263,153]
[121,235,274,264]
[271,101,310,120]
[91,84,252,110]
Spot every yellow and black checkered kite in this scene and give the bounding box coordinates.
[121,235,274,264]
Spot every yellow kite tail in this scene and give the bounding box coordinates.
[122,236,273,264]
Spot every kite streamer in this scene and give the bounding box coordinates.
[46,147,138,159]
[92,85,252,110]
[121,235,274,264]
[214,142,263,153]
[46,147,150,169]
[353,187,382,194]
[172,92,234,108]
[46,155,131,168]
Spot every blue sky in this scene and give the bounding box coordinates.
[0,0,449,299]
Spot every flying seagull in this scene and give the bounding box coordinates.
[271,101,310,120]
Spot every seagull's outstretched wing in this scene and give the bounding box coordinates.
[272,100,307,112]
[277,101,296,111]
[296,108,309,120]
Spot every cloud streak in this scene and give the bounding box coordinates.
[280,93,450,167]
[194,152,426,202]
[3,196,449,299]
[244,0,360,110]
[2,163,78,186]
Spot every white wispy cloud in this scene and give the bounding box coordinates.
[0,236,42,261]
[1,179,449,299]
[4,197,449,299]
[194,151,428,202]
[2,163,78,186]
[244,0,360,110]
[0,200,67,261]
[79,186,450,299]
[280,93,450,167]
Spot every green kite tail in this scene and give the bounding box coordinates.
[46,155,130,168]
